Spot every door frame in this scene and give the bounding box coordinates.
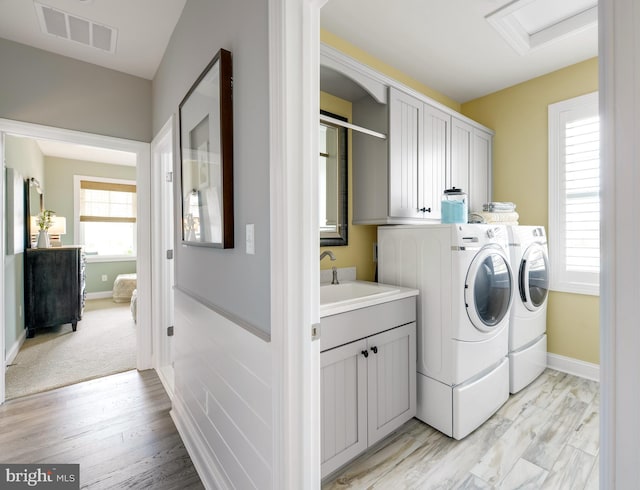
[0,118,152,405]
[150,115,175,398]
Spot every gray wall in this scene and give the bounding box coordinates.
[0,38,152,142]
[4,136,45,358]
[44,156,137,294]
[153,0,271,335]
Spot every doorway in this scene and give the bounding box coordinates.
[151,116,175,397]
[0,118,152,405]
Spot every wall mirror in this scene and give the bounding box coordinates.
[319,110,348,246]
[179,48,234,248]
[25,177,44,248]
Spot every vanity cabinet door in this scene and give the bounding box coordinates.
[388,87,423,219]
[321,339,368,479]
[366,322,417,445]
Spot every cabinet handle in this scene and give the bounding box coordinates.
[361,349,369,358]
[419,207,432,213]
[371,346,378,354]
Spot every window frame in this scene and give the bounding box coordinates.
[548,91,599,296]
[74,174,137,262]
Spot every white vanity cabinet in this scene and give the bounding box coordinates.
[320,296,417,479]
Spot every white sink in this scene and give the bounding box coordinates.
[320,281,418,317]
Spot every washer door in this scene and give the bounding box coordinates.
[465,246,513,332]
[519,244,549,312]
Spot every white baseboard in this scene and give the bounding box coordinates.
[85,291,113,300]
[547,353,600,382]
[171,394,231,490]
[5,328,27,366]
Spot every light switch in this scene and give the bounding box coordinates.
[246,224,255,255]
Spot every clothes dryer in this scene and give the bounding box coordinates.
[378,224,513,439]
[507,225,549,393]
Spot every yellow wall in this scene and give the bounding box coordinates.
[462,57,599,364]
[320,91,378,281]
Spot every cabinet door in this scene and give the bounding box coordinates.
[450,117,472,194]
[422,105,450,220]
[367,322,417,445]
[470,128,493,212]
[321,339,368,479]
[388,87,423,219]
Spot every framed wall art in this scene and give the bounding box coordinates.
[179,48,234,248]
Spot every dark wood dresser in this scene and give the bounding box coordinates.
[24,246,86,338]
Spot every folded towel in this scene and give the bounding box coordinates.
[483,202,517,212]
[469,211,519,224]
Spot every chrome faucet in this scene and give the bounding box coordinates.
[320,250,339,285]
[320,250,336,262]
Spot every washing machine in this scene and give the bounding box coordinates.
[507,225,549,394]
[378,224,513,440]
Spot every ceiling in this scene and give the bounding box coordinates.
[0,0,597,162]
[320,0,598,103]
[0,0,186,80]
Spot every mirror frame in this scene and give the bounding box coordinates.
[320,110,348,247]
[24,177,43,249]
[178,48,234,248]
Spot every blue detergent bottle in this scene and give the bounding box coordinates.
[441,187,468,224]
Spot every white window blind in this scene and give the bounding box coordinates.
[75,176,137,258]
[79,180,137,223]
[548,92,599,295]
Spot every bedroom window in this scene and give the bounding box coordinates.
[548,91,599,295]
[74,176,137,260]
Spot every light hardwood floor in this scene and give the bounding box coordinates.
[0,369,203,489]
[323,368,599,489]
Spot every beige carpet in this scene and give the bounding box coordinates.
[5,298,137,400]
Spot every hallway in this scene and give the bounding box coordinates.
[0,369,203,489]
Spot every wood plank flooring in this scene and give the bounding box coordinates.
[0,369,203,490]
[323,368,599,489]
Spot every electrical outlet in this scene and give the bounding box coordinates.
[101,274,108,282]
[246,224,255,255]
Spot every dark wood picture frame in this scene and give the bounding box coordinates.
[178,48,234,248]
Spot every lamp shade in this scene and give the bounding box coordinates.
[48,216,67,236]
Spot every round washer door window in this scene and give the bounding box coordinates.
[519,244,549,312]
[465,246,513,332]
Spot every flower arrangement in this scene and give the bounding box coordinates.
[37,210,56,231]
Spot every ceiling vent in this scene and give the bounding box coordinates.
[486,0,597,55]
[34,1,117,53]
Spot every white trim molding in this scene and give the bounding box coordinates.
[5,329,27,367]
[0,118,152,401]
[546,353,600,382]
[269,0,325,487]
[0,131,5,403]
[599,0,640,487]
[170,397,231,490]
[85,291,113,300]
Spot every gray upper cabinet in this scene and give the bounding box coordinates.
[421,103,451,221]
[388,87,423,220]
[320,44,493,226]
[450,116,493,214]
